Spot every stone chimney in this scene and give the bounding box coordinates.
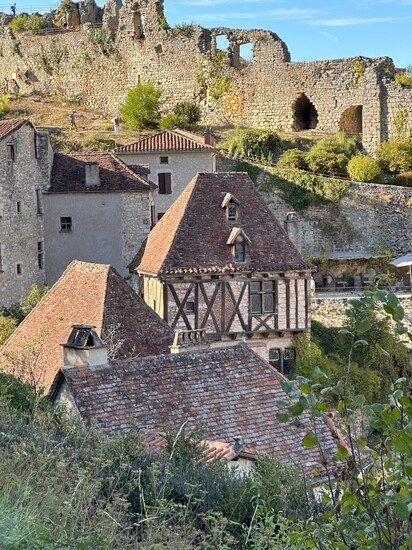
[85,162,100,187]
[36,130,54,184]
[203,127,215,147]
[284,211,301,251]
[170,329,210,354]
[62,324,108,368]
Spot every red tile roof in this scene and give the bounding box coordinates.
[115,129,216,154]
[135,172,313,275]
[0,261,174,391]
[49,153,155,193]
[57,345,340,476]
[0,118,32,141]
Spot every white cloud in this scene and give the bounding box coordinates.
[320,30,339,42]
[191,7,319,23]
[309,16,409,27]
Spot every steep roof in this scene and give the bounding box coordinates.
[57,345,340,476]
[115,129,216,154]
[0,118,32,141]
[48,153,155,193]
[0,261,174,391]
[135,172,313,275]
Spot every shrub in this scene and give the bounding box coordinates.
[377,138,412,173]
[347,155,382,182]
[119,81,162,130]
[306,132,359,176]
[390,171,412,187]
[277,148,307,170]
[210,74,231,100]
[219,129,282,163]
[395,71,412,87]
[82,137,117,152]
[0,95,9,118]
[0,316,17,345]
[173,101,201,126]
[88,28,118,57]
[9,14,47,33]
[172,22,195,38]
[160,113,180,130]
[159,15,169,30]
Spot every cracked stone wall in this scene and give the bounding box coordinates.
[0,0,411,152]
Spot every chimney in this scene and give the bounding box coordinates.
[284,212,301,251]
[62,324,108,368]
[203,127,215,147]
[170,329,210,354]
[85,162,100,187]
[233,436,244,455]
[36,130,54,183]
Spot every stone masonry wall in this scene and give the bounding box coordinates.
[0,123,47,307]
[1,0,411,153]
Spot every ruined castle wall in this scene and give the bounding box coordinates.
[384,81,412,141]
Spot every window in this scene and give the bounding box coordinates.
[269,348,281,369]
[16,263,22,275]
[60,216,72,232]
[227,203,237,221]
[160,156,169,164]
[7,144,15,161]
[158,173,172,194]
[234,241,245,263]
[186,301,195,314]
[250,281,276,314]
[268,348,296,376]
[157,212,165,221]
[0,244,3,272]
[36,189,43,215]
[16,201,21,214]
[38,241,44,269]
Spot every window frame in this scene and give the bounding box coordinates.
[16,263,22,275]
[37,241,44,270]
[234,238,246,263]
[159,156,169,165]
[227,202,237,221]
[185,301,195,314]
[158,172,172,195]
[6,143,16,162]
[250,280,276,314]
[60,216,73,232]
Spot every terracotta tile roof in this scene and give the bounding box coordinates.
[58,345,340,476]
[0,118,32,141]
[0,261,174,392]
[115,129,216,154]
[48,153,155,193]
[135,172,314,275]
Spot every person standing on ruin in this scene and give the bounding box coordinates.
[112,114,121,135]
[10,3,16,16]
[68,111,78,131]
[11,79,19,96]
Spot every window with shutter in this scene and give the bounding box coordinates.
[158,173,172,194]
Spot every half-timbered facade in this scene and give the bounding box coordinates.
[132,172,314,370]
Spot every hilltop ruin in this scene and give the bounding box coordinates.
[1,0,411,152]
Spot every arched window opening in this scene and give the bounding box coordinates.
[339,105,363,135]
[239,43,253,63]
[293,94,318,130]
[216,34,229,52]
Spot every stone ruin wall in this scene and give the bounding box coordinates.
[0,0,411,152]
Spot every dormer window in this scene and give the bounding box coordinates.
[234,238,245,263]
[221,192,239,221]
[227,203,237,221]
[227,227,250,264]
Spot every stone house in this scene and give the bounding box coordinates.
[51,324,343,477]
[0,260,174,391]
[131,172,314,370]
[0,119,51,308]
[115,129,216,221]
[43,152,155,284]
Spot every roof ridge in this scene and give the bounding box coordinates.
[108,152,153,188]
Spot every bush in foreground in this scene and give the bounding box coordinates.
[306,132,359,176]
[9,14,47,33]
[347,154,382,182]
[277,148,308,170]
[377,137,412,173]
[120,81,162,130]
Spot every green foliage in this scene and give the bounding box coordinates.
[159,15,169,30]
[263,166,350,211]
[58,0,72,14]
[0,95,10,118]
[0,284,47,324]
[395,71,412,87]
[0,316,17,346]
[38,41,68,75]
[234,160,261,184]
[197,52,232,101]
[378,137,412,173]
[219,129,282,164]
[172,22,195,37]
[390,171,412,187]
[119,81,162,130]
[11,41,22,57]
[306,132,359,176]
[277,148,308,170]
[347,155,382,182]
[88,28,118,57]
[160,113,181,130]
[9,14,47,33]
[81,137,117,152]
[394,106,409,137]
[352,58,366,78]
[173,101,201,126]
[210,74,231,100]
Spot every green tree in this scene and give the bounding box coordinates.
[306,132,359,176]
[119,81,162,130]
[173,101,201,126]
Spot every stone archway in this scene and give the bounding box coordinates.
[292,93,318,130]
[339,105,363,135]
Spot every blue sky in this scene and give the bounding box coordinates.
[8,0,412,67]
